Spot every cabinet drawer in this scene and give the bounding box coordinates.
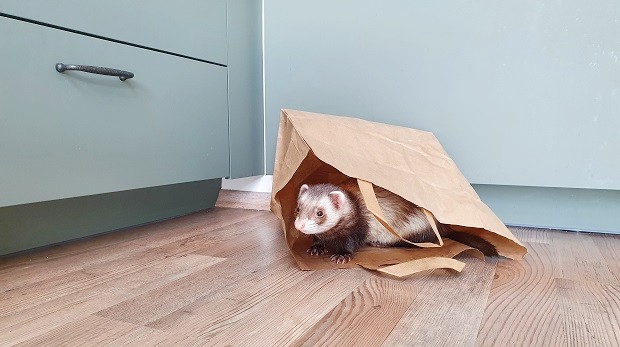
[0,17,229,207]
[0,0,227,65]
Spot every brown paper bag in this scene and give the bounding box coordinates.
[270,109,527,277]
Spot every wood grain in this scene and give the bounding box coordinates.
[0,208,257,290]
[557,278,620,346]
[216,189,271,211]
[203,269,373,346]
[551,231,618,285]
[383,257,497,346]
[591,233,620,284]
[13,315,141,347]
[0,254,223,346]
[1,190,620,346]
[508,226,551,244]
[0,213,263,318]
[291,277,418,347]
[94,214,285,326]
[476,242,565,346]
[148,259,310,339]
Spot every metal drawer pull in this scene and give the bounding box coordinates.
[55,63,134,81]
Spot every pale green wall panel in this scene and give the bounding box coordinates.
[264,0,620,190]
[263,0,620,232]
[474,184,620,234]
[227,0,264,178]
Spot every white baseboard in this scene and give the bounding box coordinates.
[222,175,273,193]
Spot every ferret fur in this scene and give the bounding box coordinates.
[294,182,497,263]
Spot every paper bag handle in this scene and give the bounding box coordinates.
[377,257,466,277]
[357,179,443,248]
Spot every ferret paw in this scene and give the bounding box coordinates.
[330,253,352,264]
[307,245,328,256]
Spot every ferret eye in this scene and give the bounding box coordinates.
[295,207,300,213]
[316,210,324,217]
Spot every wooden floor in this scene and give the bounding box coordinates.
[1,191,619,346]
[215,190,271,211]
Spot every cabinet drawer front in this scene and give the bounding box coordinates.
[0,0,227,65]
[0,17,229,208]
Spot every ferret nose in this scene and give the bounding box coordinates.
[294,219,305,231]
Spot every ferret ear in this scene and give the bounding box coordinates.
[328,191,346,210]
[299,184,309,197]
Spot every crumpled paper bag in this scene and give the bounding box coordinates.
[270,109,526,277]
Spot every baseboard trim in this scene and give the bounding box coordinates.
[222,175,273,193]
[473,184,620,234]
[237,175,619,234]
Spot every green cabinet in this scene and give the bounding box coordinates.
[0,1,263,255]
[0,0,228,64]
[0,17,229,208]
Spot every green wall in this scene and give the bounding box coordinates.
[227,0,265,178]
[474,184,620,234]
[263,0,619,232]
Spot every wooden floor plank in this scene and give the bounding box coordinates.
[94,327,171,347]
[0,206,266,301]
[291,277,419,347]
[191,216,286,259]
[0,218,240,318]
[148,259,311,340]
[383,257,497,347]
[551,231,618,285]
[0,208,258,291]
[476,242,565,346]
[557,278,620,346]
[94,215,286,326]
[1,195,619,347]
[590,233,620,284]
[508,226,551,244]
[215,190,271,211]
[0,208,241,270]
[0,254,222,346]
[14,315,141,347]
[203,269,373,347]
[112,330,206,347]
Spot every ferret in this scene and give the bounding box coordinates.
[294,182,497,264]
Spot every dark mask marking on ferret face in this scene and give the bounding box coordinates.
[294,183,351,235]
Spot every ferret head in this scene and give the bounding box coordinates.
[294,183,353,235]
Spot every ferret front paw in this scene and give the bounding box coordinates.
[330,253,352,264]
[307,245,328,256]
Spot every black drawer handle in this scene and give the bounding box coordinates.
[55,63,134,81]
